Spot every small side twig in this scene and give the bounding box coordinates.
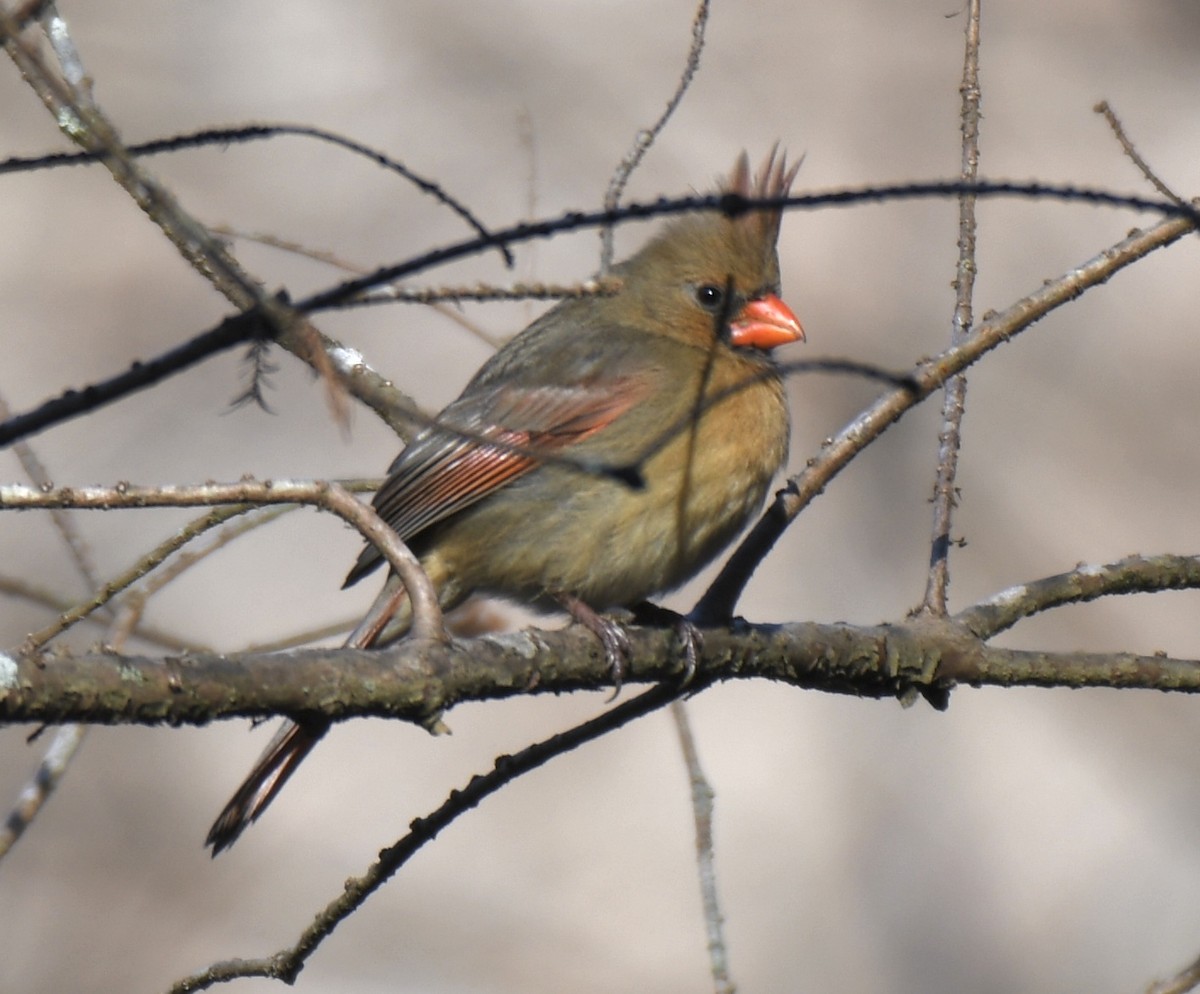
[1094,100,1188,208]
[21,502,263,652]
[954,553,1200,639]
[0,575,205,652]
[0,722,87,860]
[0,389,103,595]
[672,700,735,994]
[924,0,982,614]
[5,478,436,652]
[599,0,710,272]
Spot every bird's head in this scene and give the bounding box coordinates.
[615,148,805,355]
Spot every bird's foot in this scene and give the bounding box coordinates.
[557,594,632,696]
[632,601,704,685]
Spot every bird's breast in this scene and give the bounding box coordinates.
[432,354,789,610]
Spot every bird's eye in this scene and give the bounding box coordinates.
[695,284,725,311]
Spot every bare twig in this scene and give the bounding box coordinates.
[672,700,735,994]
[212,224,613,348]
[37,2,86,95]
[1094,101,1188,207]
[350,278,619,307]
[0,575,206,652]
[2,180,1196,452]
[0,10,354,427]
[599,0,710,272]
[296,180,1200,327]
[168,679,687,993]
[0,369,102,862]
[139,506,295,598]
[0,11,281,318]
[954,554,1200,639]
[0,722,86,860]
[1,478,442,650]
[924,0,982,614]
[0,122,511,267]
[0,520,146,863]
[21,503,263,651]
[0,389,103,593]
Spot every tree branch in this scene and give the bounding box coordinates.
[924,0,982,614]
[7,607,1200,729]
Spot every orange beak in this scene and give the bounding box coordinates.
[729,294,805,350]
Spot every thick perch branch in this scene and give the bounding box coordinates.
[5,608,1200,728]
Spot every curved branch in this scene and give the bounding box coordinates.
[599,0,709,271]
[954,553,1200,639]
[0,478,441,651]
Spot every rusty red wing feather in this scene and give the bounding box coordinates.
[352,376,647,579]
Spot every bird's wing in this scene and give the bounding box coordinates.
[344,373,649,586]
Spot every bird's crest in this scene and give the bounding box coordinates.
[722,145,801,248]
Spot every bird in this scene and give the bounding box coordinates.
[206,148,804,854]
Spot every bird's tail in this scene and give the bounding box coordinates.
[205,718,324,855]
[205,575,413,855]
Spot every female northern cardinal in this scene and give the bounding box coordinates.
[207,149,804,853]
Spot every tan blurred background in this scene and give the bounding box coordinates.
[3,2,1200,992]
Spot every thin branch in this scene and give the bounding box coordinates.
[0,306,275,448]
[168,679,686,993]
[295,179,1200,324]
[0,388,103,591]
[1,180,1196,452]
[0,122,512,267]
[213,232,608,351]
[0,528,145,864]
[672,700,735,994]
[0,722,86,860]
[599,0,710,272]
[0,574,207,652]
[1,478,441,651]
[954,554,1200,639]
[1094,101,1188,208]
[349,277,620,307]
[924,0,982,614]
[37,1,86,94]
[1,480,376,653]
[0,12,278,316]
[21,502,262,651]
[139,506,295,597]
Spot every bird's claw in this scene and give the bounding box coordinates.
[674,618,703,686]
[557,594,633,697]
[633,601,703,685]
[595,616,632,700]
